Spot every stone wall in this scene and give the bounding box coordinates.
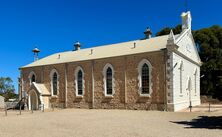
[66,61,92,108]
[21,50,166,111]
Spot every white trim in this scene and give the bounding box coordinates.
[186,76,192,107]
[50,69,59,97]
[137,59,153,97]
[103,63,115,97]
[193,68,197,75]
[186,76,192,91]
[171,48,201,66]
[74,66,85,97]
[28,71,36,85]
[194,68,197,95]
[179,60,183,94]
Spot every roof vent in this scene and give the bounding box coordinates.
[74,41,81,51]
[144,27,152,39]
[32,47,40,61]
[90,49,93,55]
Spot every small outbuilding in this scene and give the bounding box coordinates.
[0,95,5,109]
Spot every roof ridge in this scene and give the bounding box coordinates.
[54,35,169,55]
[21,35,169,68]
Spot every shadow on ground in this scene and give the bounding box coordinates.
[171,116,222,129]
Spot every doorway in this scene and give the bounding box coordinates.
[30,90,39,110]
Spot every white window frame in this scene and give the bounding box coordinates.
[28,71,36,85]
[194,68,197,95]
[137,59,152,97]
[74,66,85,97]
[179,61,184,94]
[50,69,59,97]
[103,63,115,97]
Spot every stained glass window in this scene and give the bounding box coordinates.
[141,64,149,94]
[31,75,35,83]
[106,67,113,95]
[53,72,58,95]
[77,70,83,95]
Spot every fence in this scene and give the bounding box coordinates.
[0,103,65,117]
[187,100,222,112]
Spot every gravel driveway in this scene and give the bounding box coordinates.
[0,109,221,137]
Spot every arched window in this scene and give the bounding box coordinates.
[138,59,152,96]
[52,72,58,96]
[179,61,183,94]
[77,70,83,95]
[106,67,113,95]
[103,63,115,96]
[50,69,59,96]
[75,66,85,97]
[194,69,197,95]
[28,71,36,85]
[141,64,149,94]
[31,75,36,83]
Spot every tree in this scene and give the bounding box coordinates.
[193,25,222,99]
[156,25,222,100]
[156,25,182,36]
[0,77,17,101]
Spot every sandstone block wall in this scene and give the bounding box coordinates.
[21,51,166,111]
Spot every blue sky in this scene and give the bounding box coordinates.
[0,0,221,93]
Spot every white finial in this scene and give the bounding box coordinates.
[167,30,175,45]
[181,11,192,31]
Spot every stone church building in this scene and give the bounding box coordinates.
[19,11,201,111]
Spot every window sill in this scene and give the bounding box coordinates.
[51,95,58,98]
[139,94,151,98]
[105,95,114,98]
[76,95,84,98]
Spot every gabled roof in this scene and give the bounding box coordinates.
[30,82,50,96]
[21,35,169,68]
[174,29,202,65]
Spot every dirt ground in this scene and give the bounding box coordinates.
[0,109,222,137]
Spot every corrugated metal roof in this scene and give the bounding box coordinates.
[21,35,169,68]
